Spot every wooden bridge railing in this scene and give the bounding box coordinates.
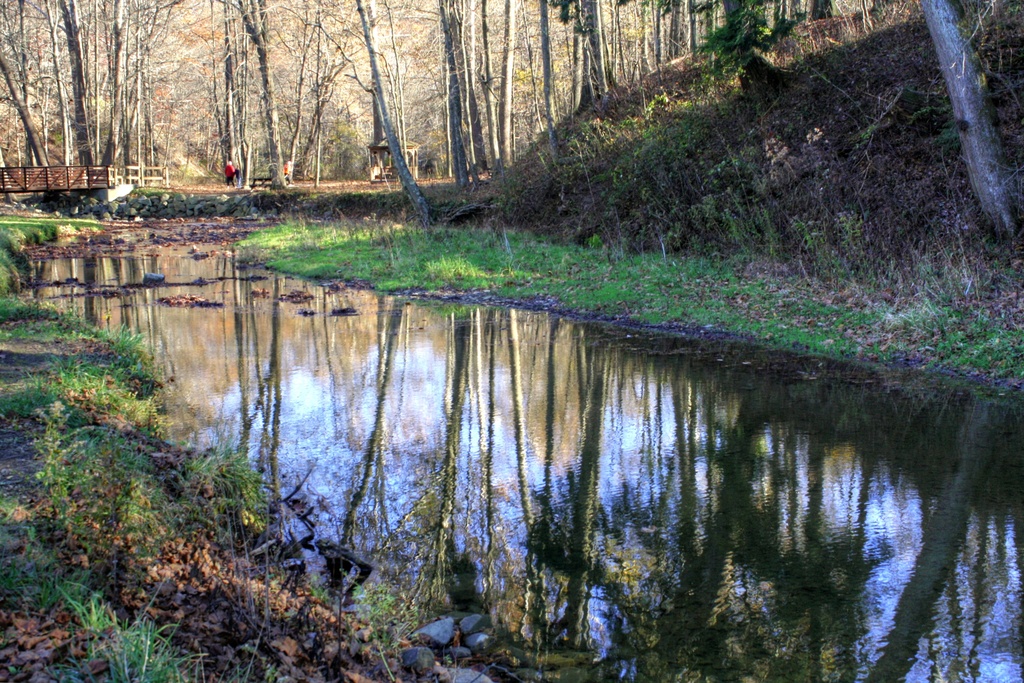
[123,165,169,188]
[0,166,116,193]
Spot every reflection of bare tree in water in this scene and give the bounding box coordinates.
[629,376,875,678]
[512,316,562,651]
[523,330,606,651]
[564,339,606,650]
[63,252,1023,679]
[867,402,995,682]
[232,275,259,453]
[341,304,401,547]
[584,356,1024,681]
[476,309,499,605]
[418,313,471,604]
[256,276,284,502]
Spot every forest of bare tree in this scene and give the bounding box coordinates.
[1,0,874,184]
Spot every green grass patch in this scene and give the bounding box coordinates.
[0,300,160,425]
[0,215,99,295]
[0,296,65,324]
[56,592,196,683]
[240,220,1024,382]
[181,447,266,531]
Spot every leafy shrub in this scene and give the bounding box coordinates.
[181,447,266,532]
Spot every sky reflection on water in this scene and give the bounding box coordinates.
[33,248,1024,682]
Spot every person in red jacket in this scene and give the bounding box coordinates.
[224,160,237,186]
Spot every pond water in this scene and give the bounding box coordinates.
[32,246,1024,682]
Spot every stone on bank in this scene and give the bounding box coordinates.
[15,192,263,221]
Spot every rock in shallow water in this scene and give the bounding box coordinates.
[442,668,495,683]
[401,646,435,673]
[413,617,455,647]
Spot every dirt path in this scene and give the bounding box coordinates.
[0,340,56,499]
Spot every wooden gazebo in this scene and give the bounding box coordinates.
[368,141,419,182]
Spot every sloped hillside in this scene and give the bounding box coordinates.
[503,5,1023,285]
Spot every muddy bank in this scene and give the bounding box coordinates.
[24,216,268,260]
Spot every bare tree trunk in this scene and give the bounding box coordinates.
[101,0,126,165]
[315,120,322,186]
[921,0,1018,239]
[356,0,431,225]
[384,1,409,148]
[239,26,253,185]
[59,0,93,164]
[131,8,147,168]
[222,0,239,165]
[372,97,384,144]
[480,0,501,172]
[811,0,834,19]
[668,0,681,59]
[610,0,622,85]
[520,0,544,136]
[90,0,99,163]
[288,20,312,171]
[440,0,470,187]
[571,22,583,111]
[498,0,516,168]
[0,50,48,165]
[239,0,286,189]
[461,0,487,173]
[688,0,698,53]
[594,0,610,89]
[538,0,557,158]
[44,0,73,163]
[578,0,606,110]
[652,2,662,65]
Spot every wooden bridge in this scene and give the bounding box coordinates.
[0,166,117,193]
[123,165,169,188]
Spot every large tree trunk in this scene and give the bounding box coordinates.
[0,50,48,165]
[669,0,682,59]
[44,0,73,163]
[538,0,557,158]
[101,0,126,166]
[59,0,94,165]
[479,0,502,173]
[498,0,516,168]
[687,0,698,53]
[239,0,286,189]
[222,1,239,166]
[460,1,487,173]
[440,0,470,187]
[810,0,834,19]
[921,0,1018,240]
[578,0,606,111]
[356,0,431,225]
